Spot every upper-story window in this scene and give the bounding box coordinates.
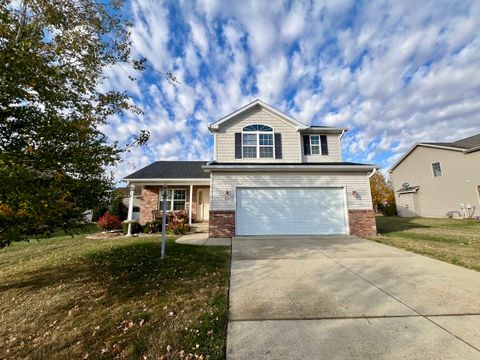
[432,162,442,177]
[303,134,329,156]
[242,124,274,158]
[310,135,321,154]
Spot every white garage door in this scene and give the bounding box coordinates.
[236,188,347,236]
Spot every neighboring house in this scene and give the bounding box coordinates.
[389,134,480,218]
[124,99,378,237]
[117,186,142,220]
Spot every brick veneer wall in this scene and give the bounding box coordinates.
[139,186,160,224]
[209,210,235,238]
[348,209,377,238]
[138,185,206,224]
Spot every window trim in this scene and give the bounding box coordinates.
[309,135,321,155]
[307,134,328,156]
[432,161,442,177]
[241,124,275,159]
[158,188,187,211]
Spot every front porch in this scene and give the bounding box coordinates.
[125,180,210,227]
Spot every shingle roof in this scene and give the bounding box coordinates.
[124,161,210,179]
[452,134,480,149]
[421,142,468,149]
[421,134,480,150]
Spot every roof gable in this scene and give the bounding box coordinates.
[209,99,308,131]
[389,143,465,173]
[390,133,480,172]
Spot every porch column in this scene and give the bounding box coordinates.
[126,184,135,236]
[189,184,193,225]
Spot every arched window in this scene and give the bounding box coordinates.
[242,124,274,158]
[243,124,273,132]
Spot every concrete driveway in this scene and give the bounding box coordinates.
[227,235,480,359]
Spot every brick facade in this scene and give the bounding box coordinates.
[138,185,208,224]
[348,209,377,238]
[139,186,159,224]
[209,210,235,238]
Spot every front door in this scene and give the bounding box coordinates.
[197,188,210,221]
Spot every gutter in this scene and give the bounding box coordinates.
[465,145,480,154]
[202,164,378,173]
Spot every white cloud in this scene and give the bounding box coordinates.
[189,18,209,56]
[97,0,480,182]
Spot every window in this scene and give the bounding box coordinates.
[306,134,328,156]
[242,124,274,159]
[310,135,320,155]
[432,162,442,177]
[242,133,257,158]
[159,189,186,211]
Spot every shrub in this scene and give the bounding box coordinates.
[91,205,109,222]
[383,203,397,216]
[143,220,163,234]
[122,221,143,235]
[166,220,191,235]
[96,212,122,230]
[173,210,188,222]
[109,193,128,220]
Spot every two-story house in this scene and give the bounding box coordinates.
[389,134,480,218]
[123,100,378,238]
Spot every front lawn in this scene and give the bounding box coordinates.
[373,216,480,271]
[0,228,230,359]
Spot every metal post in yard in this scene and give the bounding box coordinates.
[161,184,168,259]
[126,184,135,236]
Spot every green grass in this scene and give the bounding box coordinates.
[373,216,480,271]
[0,227,230,359]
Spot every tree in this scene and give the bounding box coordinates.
[109,192,128,221]
[370,171,395,212]
[0,0,149,247]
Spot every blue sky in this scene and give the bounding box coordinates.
[100,0,480,182]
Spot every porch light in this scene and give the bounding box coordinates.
[224,190,231,200]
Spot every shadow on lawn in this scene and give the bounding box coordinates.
[375,216,430,235]
[0,239,229,297]
[0,239,230,359]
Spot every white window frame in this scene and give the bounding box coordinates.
[309,135,321,155]
[241,124,275,159]
[432,161,442,177]
[158,188,187,211]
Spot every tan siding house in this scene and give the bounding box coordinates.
[125,99,378,238]
[390,135,480,218]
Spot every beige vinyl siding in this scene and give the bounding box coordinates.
[396,192,422,217]
[391,147,480,218]
[211,171,373,210]
[301,133,343,162]
[215,107,302,163]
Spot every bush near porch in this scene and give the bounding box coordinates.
[373,216,480,271]
[0,227,230,359]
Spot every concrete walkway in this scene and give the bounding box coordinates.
[175,223,231,246]
[227,235,480,359]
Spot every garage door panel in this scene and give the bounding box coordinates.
[236,188,347,236]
